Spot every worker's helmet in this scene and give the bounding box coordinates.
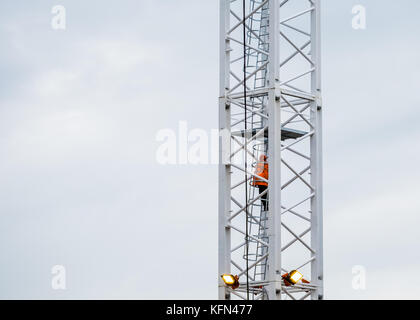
[259,154,267,162]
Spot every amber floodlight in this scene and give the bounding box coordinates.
[283,270,304,286]
[221,274,240,289]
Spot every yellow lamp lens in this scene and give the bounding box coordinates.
[222,274,236,285]
[289,270,303,284]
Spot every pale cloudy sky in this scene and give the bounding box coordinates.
[0,0,419,299]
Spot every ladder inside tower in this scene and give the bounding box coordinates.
[236,0,267,296]
[235,126,306,290]
[237,0,311,297]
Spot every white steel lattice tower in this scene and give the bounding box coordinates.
[218,0,323,300]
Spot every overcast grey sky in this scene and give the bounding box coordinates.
[0,0,419,299]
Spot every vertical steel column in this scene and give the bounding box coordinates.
[218,0,231,300]
[310,0,324,300]
[266,0,282,300]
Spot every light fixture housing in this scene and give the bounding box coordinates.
[287,270,303,285]
[221,274,240,289]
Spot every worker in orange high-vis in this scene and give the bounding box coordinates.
[251,154,269,211]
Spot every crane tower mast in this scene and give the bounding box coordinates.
[218,0,323,300]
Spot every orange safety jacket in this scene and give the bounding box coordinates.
[252,158,268,187]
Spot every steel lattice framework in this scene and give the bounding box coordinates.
[218,0,323,300]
